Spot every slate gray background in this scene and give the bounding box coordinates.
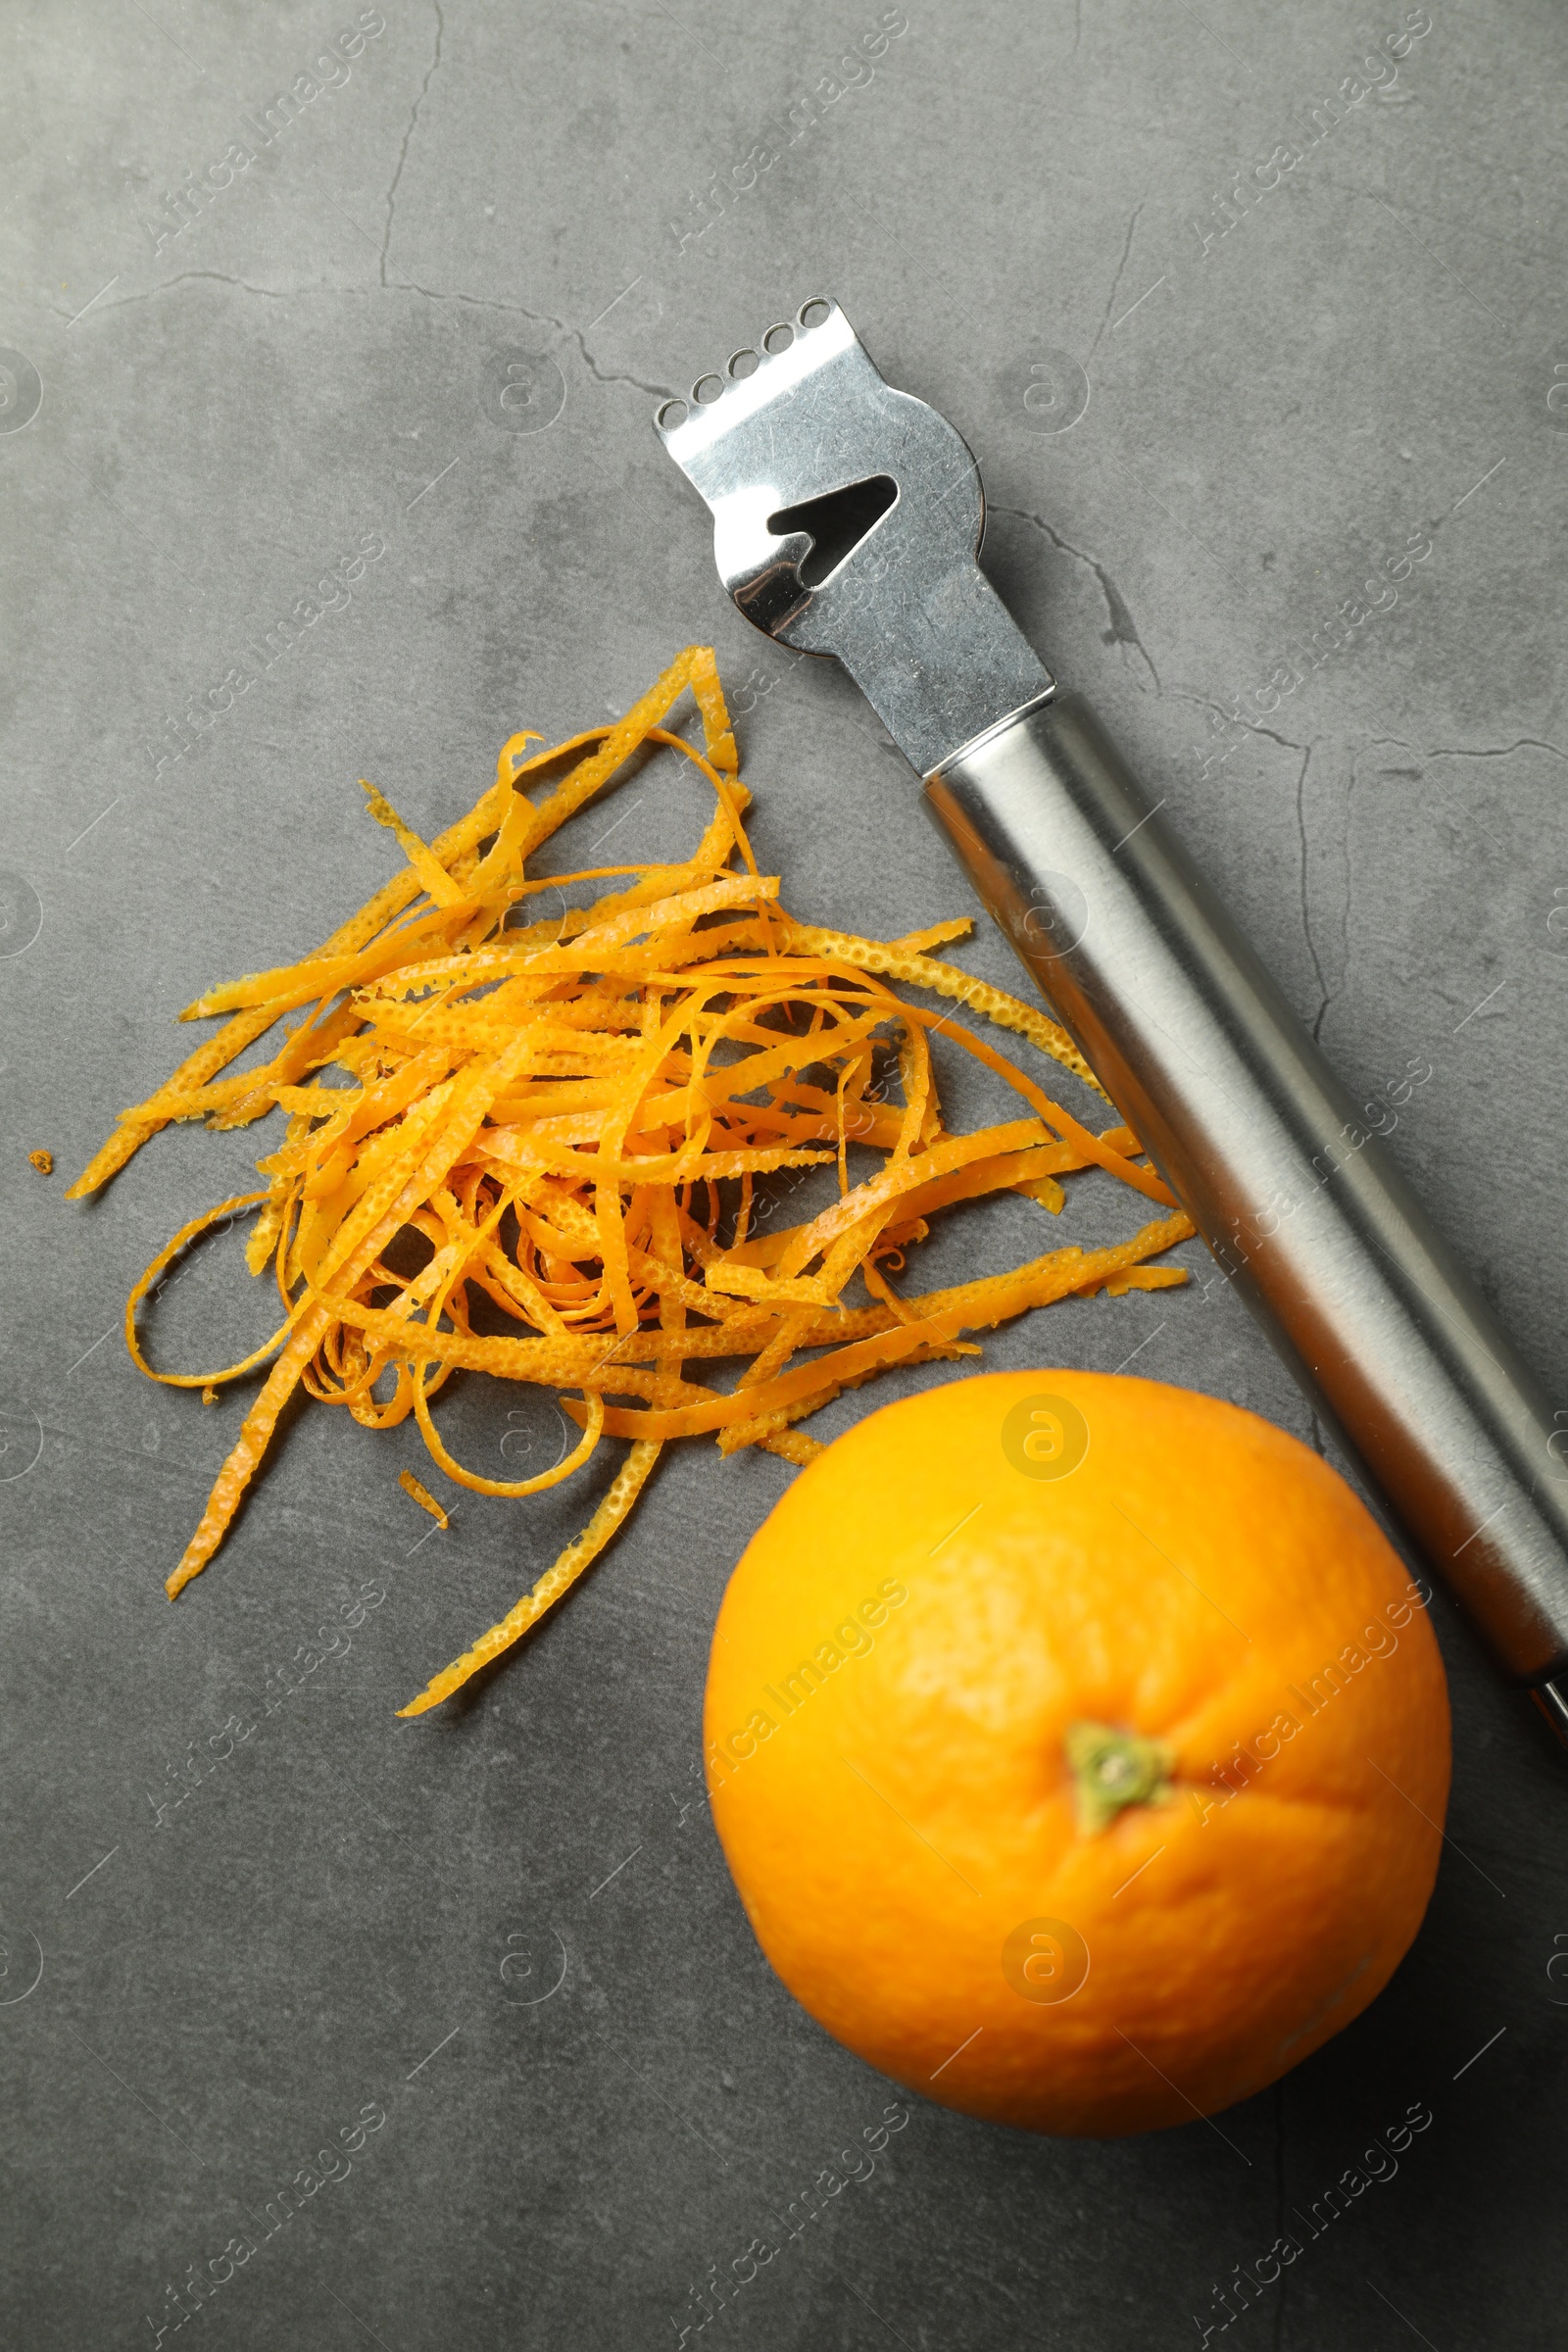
[3,1,1567,2346]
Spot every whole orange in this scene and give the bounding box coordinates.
[704,1370,1450,2136]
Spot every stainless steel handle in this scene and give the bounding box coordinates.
[926,691,1568,1686]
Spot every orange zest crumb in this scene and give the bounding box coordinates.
[28,1149,53,1175]
[399,1468,449,1529]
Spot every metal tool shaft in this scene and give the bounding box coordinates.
[926,690,1568,1686]
[658,296,1568,1720]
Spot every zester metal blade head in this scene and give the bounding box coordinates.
[654,297,1053,778]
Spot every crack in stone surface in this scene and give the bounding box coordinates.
[128,258,680,401]
[1368,733,1564,874]
[1367,731,1426,760]
[1172,687,1310,758]
[1245,718,1310,754]
[994,503,1159,690]
[381,0,444,287]
[1295,741,1334,1043]
[101,271,296,308]
[1423,738,1568,761]
[387,277,675,397]
[1089,194,1148,361]
[558,320,674,402]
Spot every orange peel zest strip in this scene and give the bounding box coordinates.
[396,1438,662,1716]
[361,780,468,907]
[125,1192,288,1389]
[398,1468,449,1527]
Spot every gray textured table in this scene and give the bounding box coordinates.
[3,4,1567,2346]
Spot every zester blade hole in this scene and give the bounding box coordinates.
[767,473,898,587]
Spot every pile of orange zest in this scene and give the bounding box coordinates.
[74,645,1194,1716]
[399,1469,449,1529]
